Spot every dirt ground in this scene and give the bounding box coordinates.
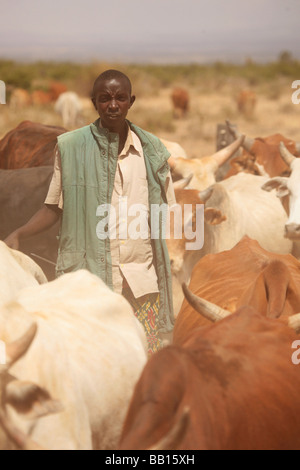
[0,80,299,157]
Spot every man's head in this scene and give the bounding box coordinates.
[91,70,135,132]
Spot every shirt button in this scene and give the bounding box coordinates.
[100,257,104,262]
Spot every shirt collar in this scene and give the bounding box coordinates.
[98,119,141,157]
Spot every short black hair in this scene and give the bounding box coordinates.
[92,70,132,98]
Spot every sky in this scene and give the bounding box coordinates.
[0,0,299,63]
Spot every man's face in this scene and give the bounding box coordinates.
[92,78,135,131]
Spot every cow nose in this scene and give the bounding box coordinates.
[285,223,300,237]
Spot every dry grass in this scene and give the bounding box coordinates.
[0,70,299,158]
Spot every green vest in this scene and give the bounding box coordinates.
[56,119,174,333]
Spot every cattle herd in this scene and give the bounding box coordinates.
[1,117,300,451]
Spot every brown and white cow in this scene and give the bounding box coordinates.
[119,302,300,450]
[226,120,300,178]
[0,121,66,169]
[168,135,245,191]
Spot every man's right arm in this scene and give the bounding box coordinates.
[4,205,61,250]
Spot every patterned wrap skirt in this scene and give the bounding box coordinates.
[122,285,161,355]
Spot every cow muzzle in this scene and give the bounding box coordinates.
[285,223,300,240]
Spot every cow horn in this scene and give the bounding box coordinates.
[182,283,231,322]
[288,313,300,334]
[241,136,255,153]
[211,135,245,166]
[148,407,190,451]
[6,323,37,367]
[199,186,214,203]
[225,121,254,153]
[0,408,43,450]
[168,156,177,169]
[173,174,193,190]
[279,142,297,167]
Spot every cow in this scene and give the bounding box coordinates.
[9,89,31,110]
[0,121,66,169]
[31,90,53,106]
[226,120,300,177]
[160,138,188,161]
[54,91,83,129]
[0,269,148,450]
[236,89,256,117]
[167,172,292,315]
[173,236,300,343]
[48,81,68,101]
[168,135,245,191]
[0,166,59,280]
[0,241,47,307]
[119,303,300,450]
[0,322,63,450]
[262,142,300,257]
[171,88,189,118]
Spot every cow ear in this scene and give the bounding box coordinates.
[4,380,63,420]
[204,208,227,225]
[261,177,290,198]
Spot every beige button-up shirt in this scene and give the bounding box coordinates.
[45,125,176,298]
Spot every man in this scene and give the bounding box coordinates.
[5,70,175,354]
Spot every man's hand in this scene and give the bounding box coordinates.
[3,205,60,252]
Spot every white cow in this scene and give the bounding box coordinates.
[54,91,83,128]
[262,142,300,257]
[0,241,47,306]
[0,322,62,450]
[160,138,188,160]
[168,173,292,314]
[0,269,147,450]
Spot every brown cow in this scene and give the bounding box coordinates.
[171,87,189,118]
[9,89,31,109]
[236,89,256,117]
[119,304,300,450]
[226,121,300,177]
[0,121,66,169]
[31,90,53,106]
[48,81,68,101]
[173,236,300,344]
